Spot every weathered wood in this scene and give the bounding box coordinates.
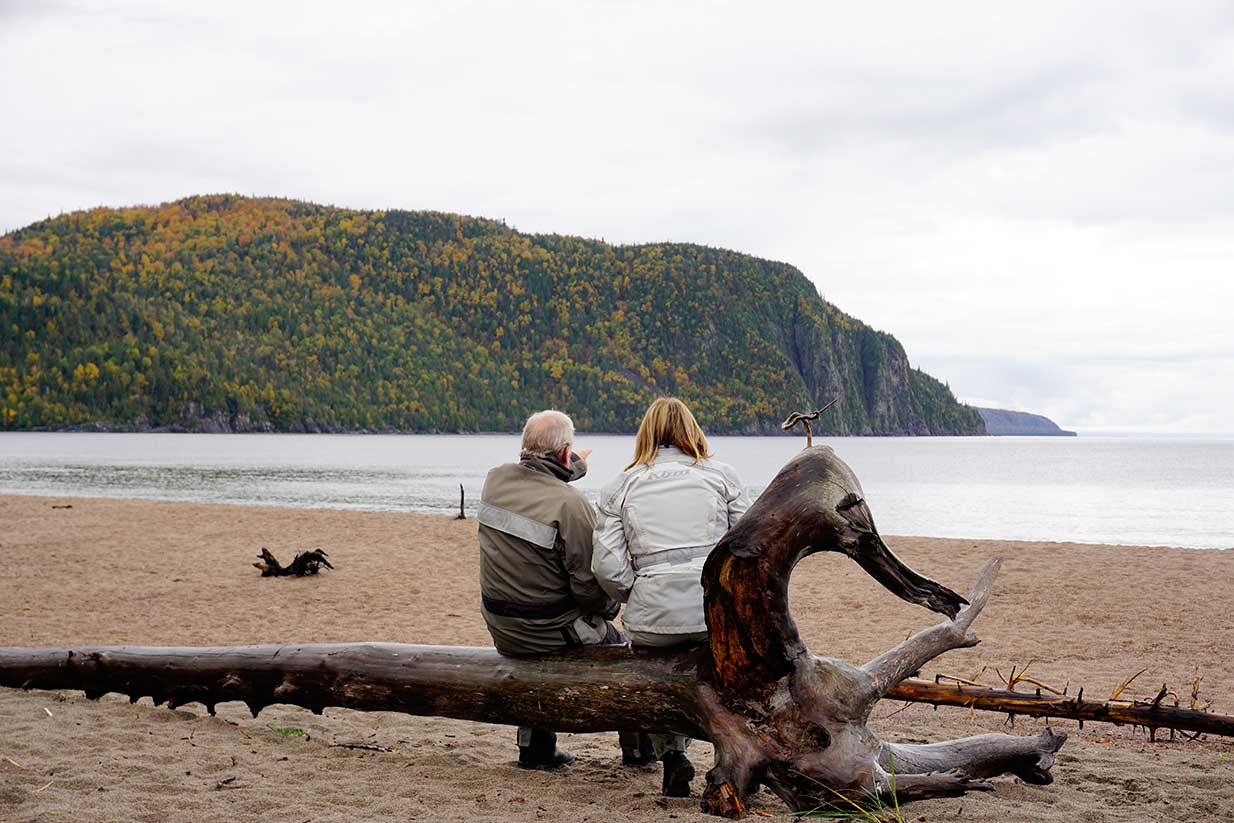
[702,447,967,696]
[887,679,1234,738]
[3,642,1222,744]
[0,643,704,734]
[0,445,1075,817]
[779,398,839,448]
[698,500,1032,818]
[864,559,1000,697]
[253,547,332,577]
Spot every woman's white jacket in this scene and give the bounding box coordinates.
[591,446,752,635]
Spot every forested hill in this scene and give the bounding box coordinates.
[0,195,984,435]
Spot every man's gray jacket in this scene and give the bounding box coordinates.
[478,454,620,656]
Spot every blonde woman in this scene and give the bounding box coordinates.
[592,397,751,797]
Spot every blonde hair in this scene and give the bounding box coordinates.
[626,397,711,470]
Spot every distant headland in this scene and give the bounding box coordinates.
[975,407,1076,437]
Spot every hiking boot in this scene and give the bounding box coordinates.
[620,731,657,766]
[518,746,575,770]
[517,729,575,770]
[661,750,695,797]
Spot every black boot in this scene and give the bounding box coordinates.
[620,731,657,766]
[518,729,575,770]
[661,750,695,797]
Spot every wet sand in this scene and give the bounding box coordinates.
[1,494,1232,822]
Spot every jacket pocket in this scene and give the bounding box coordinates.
[626,565,707,633]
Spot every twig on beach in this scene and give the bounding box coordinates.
[876,700,917,721]
[185,730,226,751]
[1110,668,1147,701]
[935,672,988,688]
[984,661,1067,696]
[2,755,30,770]
[1148,685,1174,709]
[1189,669,1212,712]
[32,781,53,794]
[330,742,394,752]
[455,483,466,520]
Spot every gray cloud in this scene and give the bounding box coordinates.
[2,0,1232,431]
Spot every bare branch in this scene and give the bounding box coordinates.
[862,559,1003,697]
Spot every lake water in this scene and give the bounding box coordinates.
[0,433,1231,549]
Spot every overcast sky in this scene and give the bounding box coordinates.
[2,1,1231,433]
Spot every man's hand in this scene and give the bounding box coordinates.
[566,447,591,482]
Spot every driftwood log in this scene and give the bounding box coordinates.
[2,446,1068,817]
[253,547,333,577]
[888,678,1234,739]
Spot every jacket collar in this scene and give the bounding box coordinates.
[654,445,698,464]
[520,453,575,483]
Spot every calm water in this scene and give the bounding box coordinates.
[0,433,1231,549]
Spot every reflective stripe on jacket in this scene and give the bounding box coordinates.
[478,457,619,656]
[592,447,751,635]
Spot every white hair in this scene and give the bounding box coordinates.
[521,409,575,459]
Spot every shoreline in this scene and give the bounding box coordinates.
[2,494,1233,821]
[1,492,1228,552]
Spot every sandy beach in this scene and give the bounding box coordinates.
[1,494,1232,823]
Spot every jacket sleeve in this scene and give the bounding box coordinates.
[559,496,620,619]
[566,451,588,481]
[725,468,753,527]
[591,492,636,604]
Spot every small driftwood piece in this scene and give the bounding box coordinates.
[1,446,1068,818]
[330,742,394,752]
[455,483,466,520]
[253,548,333,577]
[780,397,839,447]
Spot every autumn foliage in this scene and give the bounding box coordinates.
[0,196,983,434]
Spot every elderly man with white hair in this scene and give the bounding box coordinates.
[477,409,651,770]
